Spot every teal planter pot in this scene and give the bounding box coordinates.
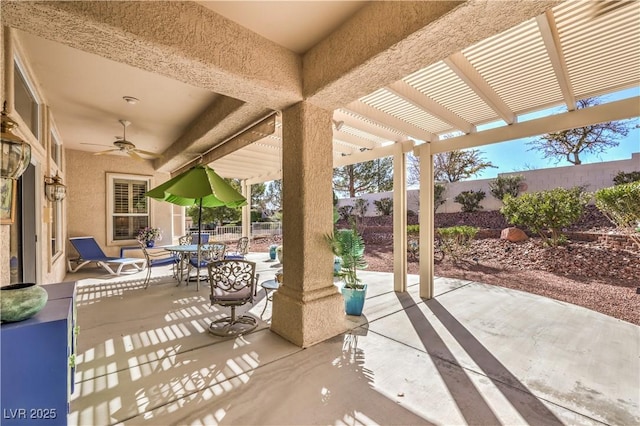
[1,283,48,323]
[269,244,278,260]
[341,284,367,316]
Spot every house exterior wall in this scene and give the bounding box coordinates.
[338,152,640,215]
[66,150,175,258]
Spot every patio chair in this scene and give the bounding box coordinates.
[207,259,259,337]
[67,236,146,275]
[138,241,177,288]
[224,236,249,260]
[187,243,226,282]
[191,233,210,245]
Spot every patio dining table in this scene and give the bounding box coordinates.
[163,244,214,286]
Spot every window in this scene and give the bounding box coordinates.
[13,61,40,144]
[107,173,151,243]
[50,131,63,259]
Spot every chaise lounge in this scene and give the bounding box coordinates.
[67,236,146,275]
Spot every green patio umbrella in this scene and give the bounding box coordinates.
[145,165,247,290]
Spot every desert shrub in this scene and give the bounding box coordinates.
[489,174,524,202]
[501,187,589,246]
[595,182,640,242]
[407,209,417,217]
[613,171,640,185]
[454,190,485,212]
[437,225,478,260]
[434,184,446,212]
[373,197,393,216]
[407,224,420,236]
[338,205,353,220]
[354,198,369,217]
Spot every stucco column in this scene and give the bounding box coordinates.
[417,143,434,299]
[271,101,346,348]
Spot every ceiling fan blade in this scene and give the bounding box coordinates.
[135,149,162,158]
[93,149,119,156]
[128,150,144,161]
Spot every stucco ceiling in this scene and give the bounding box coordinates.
[3,0,639,183]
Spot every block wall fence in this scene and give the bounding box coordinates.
[337,152,640,215]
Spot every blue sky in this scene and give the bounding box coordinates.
[469,87,640,180]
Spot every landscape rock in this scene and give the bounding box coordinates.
[500,227,528,242]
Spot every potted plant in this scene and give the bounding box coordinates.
[326,223,368,316]
[137,226,162,247]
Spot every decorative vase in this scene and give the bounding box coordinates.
[341,284,367,316]
[276,245,283,264]
[1,283,49,323]
[146,240,155,248]
[269,244,278,260]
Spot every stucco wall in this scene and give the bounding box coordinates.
[66,149,175,258]
[338,153,640,215]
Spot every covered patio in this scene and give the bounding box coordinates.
[68,253,639,425]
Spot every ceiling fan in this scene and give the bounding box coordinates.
[86,119,161,161]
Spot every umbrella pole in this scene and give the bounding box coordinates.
[197,198,203,291]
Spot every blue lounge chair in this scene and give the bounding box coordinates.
[67,236,146,275]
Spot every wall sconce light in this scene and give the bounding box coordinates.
[44,172,66,202]
[1,102,32,179]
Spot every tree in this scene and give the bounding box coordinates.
[434,149,496,182]
[454,190,486,212]
[527,98,630,165]
[186,178,243,226]
[264,179,282,212]
[250,182,266,211]
[333,157,393,197]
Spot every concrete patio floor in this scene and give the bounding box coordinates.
[66,253,639,425]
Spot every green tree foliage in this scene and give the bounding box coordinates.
[613,171,640,185]
[434,183,446,212]
[437,226,478,261]
[594,182,640,236]
[250,182,266,211]
[454,190,486,213]
[264,179,282,212]
[501,187,589,246]
[434,149,496,182]
[489,174,524,202]
[186,177,243,226]
[527,98,630,165]
[333,157,393,197]
[373,197,393,216]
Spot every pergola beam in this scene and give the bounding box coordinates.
[333,109,406,142]
[417,97,640,155]
[345,101,435,142]
[444,52,516,125]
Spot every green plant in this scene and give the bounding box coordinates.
[407,224,420,236]
[437,226,478,260]
[354,198,369,217]
[434,183,446,212]
[613,171,640,185]
[489,174,524,202]
[595,182,640,245]
[326,223,368,290]
[501,187,590,246]
[373,197,393,216]
[338,205,353,220]
[454,190,486,212]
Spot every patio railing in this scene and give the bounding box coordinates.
[188,222,281,242]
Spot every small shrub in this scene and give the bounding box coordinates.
[407,209,417,217]
[501,187,589,246]
[613,171,640,185]
[338,205,353,220]
[354,198,368,217]
[434,184,446,212]
[407,224,420,236]
[437,226,478,260]
[595,182,640,242]
[454,190,486,213]
[373,197,393,216]
[489,174,524,202]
